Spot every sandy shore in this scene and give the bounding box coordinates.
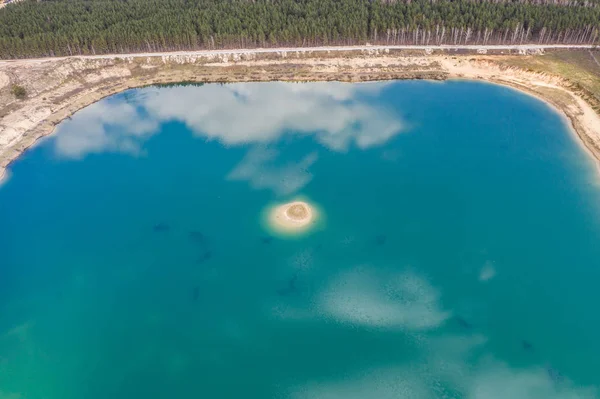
[1,48,600,184]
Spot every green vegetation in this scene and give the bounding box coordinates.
[10,84,26,99]
[499,50,600,112]
[0,0,599,59]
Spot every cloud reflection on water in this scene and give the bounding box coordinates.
[140,82,402,150]
[290,347,600,399]
[53,82,403,195]
[270,264,599,399]
[270,266,450,331]
[54,100,158,159]
[227,147,318,196]
[54,82,403,157]
[318,267,449,330]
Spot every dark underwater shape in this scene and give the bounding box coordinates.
[197,251,213,264]
[261,236,273,244]
[375,234,387,246]
[189,230,206,244]
[455,316,473,330]
[547,366,564,383]
[192,286,200,301]
[522,340,534,351]
[152,222,170,232]
[277,275,298,296]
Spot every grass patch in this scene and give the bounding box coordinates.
[498,50,600,102]
[10,84,27,99]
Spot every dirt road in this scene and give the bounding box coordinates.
[0,44,597,65]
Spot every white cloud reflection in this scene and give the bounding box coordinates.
[270,264,599,399]
[467,361,598,399]
[54,82,403,158]
[319,267,450,330]
[479,261,497,282]
[54,100,158,159]
[270,266,450,331]
[290,367,430,399]
[142,82,402,151]
[227,147,317,196]
[290,356,600,399]
[53,82,403,195]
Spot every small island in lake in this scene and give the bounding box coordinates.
[267,200,318,234]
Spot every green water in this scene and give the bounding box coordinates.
[1,81,600,398]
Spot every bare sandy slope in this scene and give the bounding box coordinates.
[0,71,8,90]
[1,47,599,184]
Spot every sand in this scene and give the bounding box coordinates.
[268,201,317,234]
[1,47,600,186]
[0,72,8,90]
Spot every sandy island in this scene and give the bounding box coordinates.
[267,200,319,235]
[1,46,600,185]
[269,201,314,230]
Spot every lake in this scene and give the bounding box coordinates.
[1,80,600,399]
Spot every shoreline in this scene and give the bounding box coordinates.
[1,51,599,185]
[439,57,600,171]
[497,79,600,176]
[449,79,600,175]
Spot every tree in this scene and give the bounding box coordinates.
[0,0,599,59]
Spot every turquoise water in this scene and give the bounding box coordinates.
[1,81,600,398]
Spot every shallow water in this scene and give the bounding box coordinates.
[1,81,600,398]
